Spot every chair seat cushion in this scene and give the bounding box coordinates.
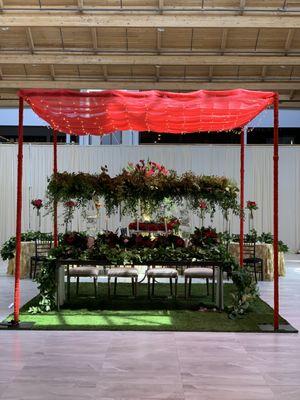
[184,267,214,278]
[107,267,138,277]
[243,257,263,264]
[69,266,99,277]
[147,268,178,278]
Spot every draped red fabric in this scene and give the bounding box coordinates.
[19,89,275,135]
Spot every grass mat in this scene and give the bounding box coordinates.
[13,282,288,331]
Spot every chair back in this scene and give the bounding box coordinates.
[243,236,257,259]
[35,238,52,257]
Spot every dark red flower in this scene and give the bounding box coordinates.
[64,200,77,208]
[31,199,43,209]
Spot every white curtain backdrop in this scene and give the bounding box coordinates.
[0,144,298,251]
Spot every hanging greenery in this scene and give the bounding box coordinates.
[46,161,239,217]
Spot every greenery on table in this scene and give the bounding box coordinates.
[46,162,240,216]
[17,282,289,332]
[231,229,289,253]
[29,230,256,316]
[0,231,55,261]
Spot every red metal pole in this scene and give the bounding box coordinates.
[239,127,245,267]
[53,130,58,248]
[273,93,279,330]
[13,96,24,324]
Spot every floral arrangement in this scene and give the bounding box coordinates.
[46,162,239,218]
[127,160,169,177]
[246,200,258,232]
[198,199,208,227]
[31,198,44,230]
[128,218,179,232]
[63,200,77,231]
[190,227,220,248]
[246,200,258,216]
[31,198,43,210]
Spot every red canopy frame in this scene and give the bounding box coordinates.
[12,89,279,330]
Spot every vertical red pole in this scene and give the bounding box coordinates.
[13,96,24,324]
[53,130,58,248]
[239,127,245,267]
[273,93,279,330]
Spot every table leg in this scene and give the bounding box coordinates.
[67,265,70,301]
[216,267,224,311]
[56,263,60,311]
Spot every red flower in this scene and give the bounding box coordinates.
[31,199,43,209]
[246,201,258,210]
[64,200,77,208]
[199,200,208,210]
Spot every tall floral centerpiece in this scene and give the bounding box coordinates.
[246,200,258,233]
[63,200,77,232]
[126,160,170,228]
[198,200,208,227]
[31,198,43,231]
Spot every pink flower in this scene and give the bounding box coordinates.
[146,169,155,177]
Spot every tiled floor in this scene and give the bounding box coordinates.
[0,257,299,400]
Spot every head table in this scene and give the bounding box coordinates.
[6,240,286,281]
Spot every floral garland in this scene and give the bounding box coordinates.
[47,161,239,217]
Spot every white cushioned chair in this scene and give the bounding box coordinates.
[107,266,138,297]
[68,265,100,298]
[146,267,178,298]
[183,266,215,301]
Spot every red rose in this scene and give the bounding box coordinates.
[199,200,208,210]
[31,199,43,209]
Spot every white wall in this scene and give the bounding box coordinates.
[0,144,299,251]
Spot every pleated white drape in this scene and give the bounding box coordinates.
[0,144,298,251]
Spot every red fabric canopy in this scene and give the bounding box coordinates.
[19,89,275,135]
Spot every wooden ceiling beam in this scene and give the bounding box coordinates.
[1,14,300,29]
[49,64,56,80]
[102,65,108,81]
[156,28,163,54]
[285,29,295,54]
[261,66,268,81]
[208,66,214,82]
[155,65,160,82]
[1,54,300,66]
[91,28,98,52]
[25,27,35,54]
[78,0,84,12]
[158,0,164,14]
[220,29,228,55]
[0,79,299,91]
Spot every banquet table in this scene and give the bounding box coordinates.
[55,259,225,310]
[228,242,285,281]
[6,241,36,279]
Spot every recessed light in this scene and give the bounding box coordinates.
[1,27,9,31]
[157,27,165,32]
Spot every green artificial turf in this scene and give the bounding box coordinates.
[12,282,288,331]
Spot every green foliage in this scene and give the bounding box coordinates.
[29,231,239,314]
[0,231,55,261]
[46,166,239,217]
[28,258,57,314]
[231,230,289,253]
[228,267,259,319]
